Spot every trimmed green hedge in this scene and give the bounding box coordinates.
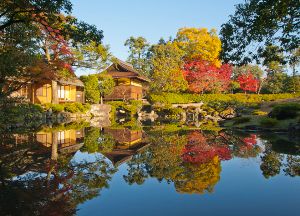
[149,93,299,105]
[44,102,91,113]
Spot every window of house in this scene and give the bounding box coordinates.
[58,131,65,144]
[58,85,70,100]
[58,85,65,99]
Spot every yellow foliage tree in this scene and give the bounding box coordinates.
[176,27,222,67]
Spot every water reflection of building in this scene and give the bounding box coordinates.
[102,128,149,166]
[12,129,85,153]
[36,129,85,155]
[7,129,85,175]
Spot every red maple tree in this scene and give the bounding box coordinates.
[237,72,259,93]
[183,60,232,93]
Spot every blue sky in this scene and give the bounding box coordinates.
[72,0,244,75]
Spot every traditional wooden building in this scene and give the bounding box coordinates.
[11,77,85,104]
[104,59,150,101]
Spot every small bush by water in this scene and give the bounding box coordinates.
[269,103,300,120]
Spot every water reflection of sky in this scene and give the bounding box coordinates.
[78,156,300,216]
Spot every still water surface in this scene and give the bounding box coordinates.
[0,125,299,216]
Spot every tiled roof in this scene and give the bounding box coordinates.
[58,77,84,87]
[106,58,150,82]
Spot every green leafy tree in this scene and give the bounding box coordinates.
[220,0,300,65]
[285,75,300,93]
[289,48,300,93]
[0,0,105,101]
[72,41,111,71]
[80,75,100,104]
[0,0,72,31]
[149,42,188,93]
[124,36,150,76]
[98,73,115,104]
[263,61,288,94]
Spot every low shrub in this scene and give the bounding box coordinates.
[259,117,279,127]
[0,103,44,129]
[83,103,91,112]
[45,102,91,113]
[233,117,251,125]
[64,103,78,113]
[44,103,64,112]
[269,103,300,120]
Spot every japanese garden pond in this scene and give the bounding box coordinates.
[0,123,299,216]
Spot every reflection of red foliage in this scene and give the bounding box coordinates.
[243,134,257,146]
[182,131,232,164]
[214,146,232,161]
[182,144,216,164]
[188,131,207,145]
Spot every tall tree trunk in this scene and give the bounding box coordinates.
[51,132,58,161]
[51,80,58,104]
[292,65,296,94]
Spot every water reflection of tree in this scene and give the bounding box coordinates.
[284,155,300,177]
[124,131,225,194]
[0,133,116,215]
[260,143,283,179]
[81,127,116,154]
[220,131,261,158]
[260,136,300,179]
[123,153,149,185]
[123,130,300,193]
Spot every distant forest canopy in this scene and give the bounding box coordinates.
[0,0,299,103]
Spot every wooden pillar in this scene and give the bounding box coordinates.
[51,80,58,104]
